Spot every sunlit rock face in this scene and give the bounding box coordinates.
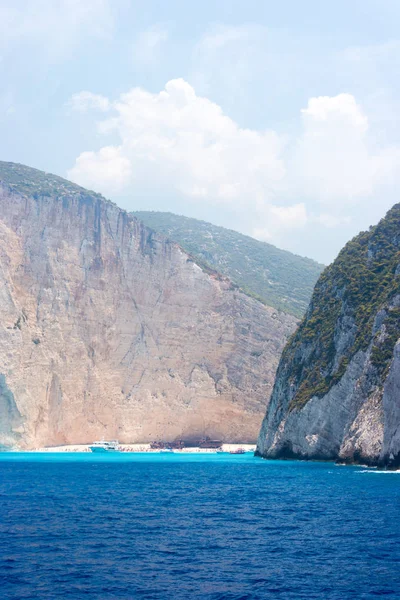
[257,203,400,468]
[0,164,297,448]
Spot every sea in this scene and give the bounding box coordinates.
[0,452,399,600]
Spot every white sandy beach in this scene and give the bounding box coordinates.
[31,443,256,453]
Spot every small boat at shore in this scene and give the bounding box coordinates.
[230,448,245,454]
[89,440,120,453]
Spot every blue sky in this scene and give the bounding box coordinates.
[1,0,400,263]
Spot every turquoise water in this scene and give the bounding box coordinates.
[0,452,399,599]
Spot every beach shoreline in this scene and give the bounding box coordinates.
[25,443,256,454]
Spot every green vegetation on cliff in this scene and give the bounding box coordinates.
[0,161,105,201]
[286,203,400,409]
[133,211,323,317]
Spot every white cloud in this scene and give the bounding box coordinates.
[252,228,272,242]
[338,39,400,137]
[69,91,110,112]
[68,146,131,193]
[132,24,168,66]
[301,93,368,130]
[253,203,308,242]
[198,24,253,52]
[0,0,114,60]
[191,24,268,97]
[314,213,351,228]
[270,203,308,228]
[292,93,400,205]
[67,81,400,259]
[253,202,308,240]
[69,78,286,204]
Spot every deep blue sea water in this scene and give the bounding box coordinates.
[0,452,399,600]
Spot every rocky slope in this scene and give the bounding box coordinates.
[257,203,400,467]
[133,211,323,317]
[0,162,297,449]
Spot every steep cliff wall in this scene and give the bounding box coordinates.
[257,203,400,467]
[0,163,297,448]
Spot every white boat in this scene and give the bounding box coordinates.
[89,440,120,453]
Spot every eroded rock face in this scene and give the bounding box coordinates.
[0,177,297,448]
[257,346,386,465]
[257,203,400,467]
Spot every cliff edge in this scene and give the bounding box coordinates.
[257,203,400,467]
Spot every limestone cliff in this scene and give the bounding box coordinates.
[0,162,297,449]
[257,203,400,467]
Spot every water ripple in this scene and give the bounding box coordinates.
[0,453,399,599]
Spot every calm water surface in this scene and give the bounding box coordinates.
[0,452,399,600]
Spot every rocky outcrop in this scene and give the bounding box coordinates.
[0,162,297,448]
[257,203,400,467]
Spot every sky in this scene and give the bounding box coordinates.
[1,0,400,264]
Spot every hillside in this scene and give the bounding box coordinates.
[257,203,400,467]
[133,212,324,318]
[0,161,107,201]
[0,162,297,448]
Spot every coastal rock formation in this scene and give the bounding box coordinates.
[257,203,400,467]
[0,162,297,449]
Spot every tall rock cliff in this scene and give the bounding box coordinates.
[0,162,297,449]
[257,203,400,467]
